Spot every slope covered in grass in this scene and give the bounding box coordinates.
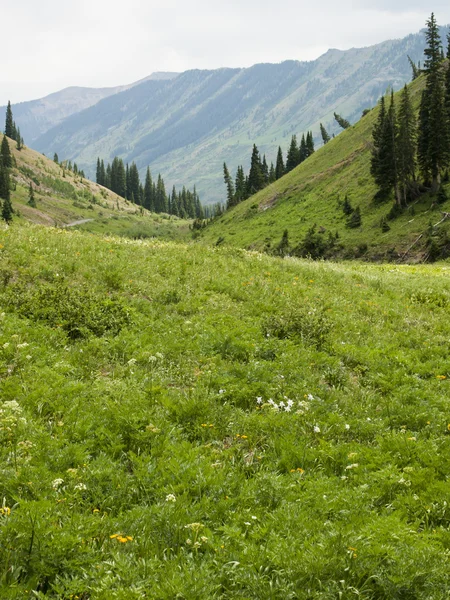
[3,134,189,240]
[199,75,450,260]
[1,223,449,598]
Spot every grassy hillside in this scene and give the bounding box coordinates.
[1,223,449,598]
[199,75,450,261]
[3,135,190,240]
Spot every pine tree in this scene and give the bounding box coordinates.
[262,155,269,184]
[16,128,22,150]
[334,112,351,130]
[275,146,285,179]
[342,195,353,215]
[54,153,59,164]
[4,101,13,138]
[269,162,276,183]
[247,144,265,195]
[418,13,448,192]
[371,96,390,198]
[306,131,315,157]
[223,162,235,208]
[144,167,154,211]
[129,163,140,203]
[423,13,443,72]
[396,85,417,205]
[286,135,299,172]
[0,160,12,223]
[96,158,102,184]
[234,165,246,203]
[1,135,12,168]
[28,183,37,207]
[407,56,420,81]
[320,123,330,145]
[299,134,308,163]
[346,206,361,228]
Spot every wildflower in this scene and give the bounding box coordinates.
[345,463,359,470]
[307,394,314,401]
[314,425,321,433]
[52,478,64,489]
[127,358,137,365]
[256,397,263,404]
[345,424,350,430]
[219,389,225,394]
[447,424,450,432]
[436,375,447,380]
[17,343,29,349]
[165,494,176,503]
[74,483,87,491]
[0,507,11,516]
[200,536,208,543]
[93,509,100,513]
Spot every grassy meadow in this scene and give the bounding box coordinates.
[0,223,449,598]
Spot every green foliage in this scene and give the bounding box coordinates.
[1,225,450,597]
[4,281,132,339]
[334,112,351,129]
[346,206,362,228]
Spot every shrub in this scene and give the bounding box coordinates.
[262,306,332,349]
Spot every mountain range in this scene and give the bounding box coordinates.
[2,27,449,204]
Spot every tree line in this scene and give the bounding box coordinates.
[0,135,13,222]
[223,131,315,209]
[371,13,450,206]
[96,157,204,219]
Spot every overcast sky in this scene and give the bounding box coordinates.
[2,0,450,106]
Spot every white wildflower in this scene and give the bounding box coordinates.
[345,424,350,430]
[219,389,225,394]
[52,478,64,489]
[74,483,87,491]
[314,425,321,433]
[165,494,176,503]
[127,358,137,365]
[345,463,359,470]
[256,397,263,404]
[17,343,29,349]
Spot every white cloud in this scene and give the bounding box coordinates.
[1,0,450,105]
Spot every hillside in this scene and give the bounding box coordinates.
[26,27,449,205]
[2,134,189,240]
[1,224,449,598]
[0,73,179,144]
[198,74,450,261]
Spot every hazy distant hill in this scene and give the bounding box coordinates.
[0,72,179,143]
[10,27,450,204]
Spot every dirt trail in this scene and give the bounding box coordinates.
[64,218,95,227]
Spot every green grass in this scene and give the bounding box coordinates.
[1,222,450,598]
[198,75,450,261]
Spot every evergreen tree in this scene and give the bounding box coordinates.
[346,206,361,228]
[16,128,22,150]
[320,123,330,145]
[396,85,417,205]
[223,162,235,208]
[262,155,269,184]
[1,135,12,168]
[155,174,167,213]
[28,183,37,207]
[129,163,140,203]
[342,195,353,215]
[4,101,14,138]
[0,160,12,223]
[96,158,102,184]
[299,134,308,163]
[286,135,299,172]
[234,165,246,203]
[275,146,285,179]
[371,96,393,198]
[418,14,448,192]
[269,162,276,183]
[334,112,351,130]
[407,56,420,81]
[144,167,154,211]
[276,229,290,257]
[247,144,265,195]
[54,153,59,164]
[306,131,315,157]
[423,13,443,72]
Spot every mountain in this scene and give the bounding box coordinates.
[24,27,448,205]
[197,73,450,261]
[0,72,179,144]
